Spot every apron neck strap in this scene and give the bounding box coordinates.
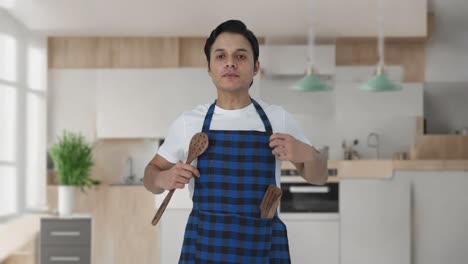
[201,98,273,135]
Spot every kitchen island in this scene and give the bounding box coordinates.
[281,160,468,264]
[320,160,468,264]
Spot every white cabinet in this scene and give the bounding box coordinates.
[96,68,261,138]
[159,209,191,263]
[282,214,340,264]
[48,70,98,142]
[259,45,335,76]
[96,68,216,138]
[340,178,410,264]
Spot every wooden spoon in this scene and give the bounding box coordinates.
[260,184,283,218]
[151,132,209,226]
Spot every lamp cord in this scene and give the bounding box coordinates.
[377,0,385,71]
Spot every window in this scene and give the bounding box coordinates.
[0,16,47,219]
[0,33,18,218]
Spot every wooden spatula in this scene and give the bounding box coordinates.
[260,184,283,219]
[151,132,209,226]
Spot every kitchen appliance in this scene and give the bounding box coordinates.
[280,181,339,213]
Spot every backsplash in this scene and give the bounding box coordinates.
[89,139,158,184]
[260,67,423,160]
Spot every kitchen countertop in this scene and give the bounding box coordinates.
[282,160,468,180]
[280,213,340,221]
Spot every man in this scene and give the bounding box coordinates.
[144,19,327,264]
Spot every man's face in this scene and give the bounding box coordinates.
[208,32,259,94]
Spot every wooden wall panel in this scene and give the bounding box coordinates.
[410,116,468,160]
[49,37,179,68]
[48,38,99,68]
[411,135,468,160]
[336,38,425,82]
[179,37,207,67]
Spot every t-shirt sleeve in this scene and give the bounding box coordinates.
[283,109,313,147]
[156,114,186,164]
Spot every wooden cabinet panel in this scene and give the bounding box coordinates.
[179,37,207,67]
[336,38,425,82]
[49,37,179,68]
[47,186,159,264]
[48,38,99,68]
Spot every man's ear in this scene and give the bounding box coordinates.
[254,61,260,76]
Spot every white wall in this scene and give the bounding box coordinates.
[426,0,468,82]
[260,67,423,160]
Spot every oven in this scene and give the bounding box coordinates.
[279,169,339,213]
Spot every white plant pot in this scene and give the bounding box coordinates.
[58,185,75,217]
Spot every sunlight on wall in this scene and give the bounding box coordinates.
[0,85,16,162]
[27,45,47,91]
[0,0,15,9]
[0,167,17,216]
[26,93,47,208]
[0,33,16,82]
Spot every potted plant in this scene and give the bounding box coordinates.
[49,131,100,216]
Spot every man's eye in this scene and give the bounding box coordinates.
[216,54,225,60]
[237,55,247,60]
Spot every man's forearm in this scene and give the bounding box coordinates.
[293,147,328,185]
[143,164,165,194]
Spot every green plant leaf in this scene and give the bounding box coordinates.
[49,130,100,192]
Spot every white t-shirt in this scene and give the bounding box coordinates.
[157,99,312,198]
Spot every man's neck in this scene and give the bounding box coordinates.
[216,93,252,110]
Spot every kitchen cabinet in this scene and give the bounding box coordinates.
[340,177,410,264]
[157,186,192,263]
[96,68,261,138]
[48,70,97,141]
[259,45,335,77]
[47,186,159,264]
[40,217,92,264]
[282,214,340,264]
[159,209,191,263]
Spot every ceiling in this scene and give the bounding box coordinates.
[2,0,428,38]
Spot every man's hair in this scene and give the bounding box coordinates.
[204,20,259,67]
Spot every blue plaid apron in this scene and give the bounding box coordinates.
[179,99,291,264]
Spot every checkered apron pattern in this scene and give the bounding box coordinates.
[179,99,291,264]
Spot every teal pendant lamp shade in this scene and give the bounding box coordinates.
[293,68,331,92]
[293,0,332,93]
[361,0,402,92]
[360,67,402,92]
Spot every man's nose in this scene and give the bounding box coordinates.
[225,58,237,68]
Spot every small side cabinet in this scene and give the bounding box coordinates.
[40,217,92,264]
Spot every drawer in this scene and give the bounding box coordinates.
[41,246,90,264]
[41,219,91,246]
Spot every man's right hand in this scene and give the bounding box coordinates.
[155,161,200,190]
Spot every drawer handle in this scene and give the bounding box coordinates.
[50,231,81,237]
[289,186,329,193]
[50,256,80,262]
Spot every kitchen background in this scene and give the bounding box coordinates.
[1,0,468,263]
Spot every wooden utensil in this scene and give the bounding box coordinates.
[151,132,209,226]
[260,184,283,219]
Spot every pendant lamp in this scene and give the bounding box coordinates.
[293,0,331,92]
[361,0,402,92]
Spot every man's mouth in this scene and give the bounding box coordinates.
[222,72,240,78]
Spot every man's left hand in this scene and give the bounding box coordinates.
[269,133,314,162]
